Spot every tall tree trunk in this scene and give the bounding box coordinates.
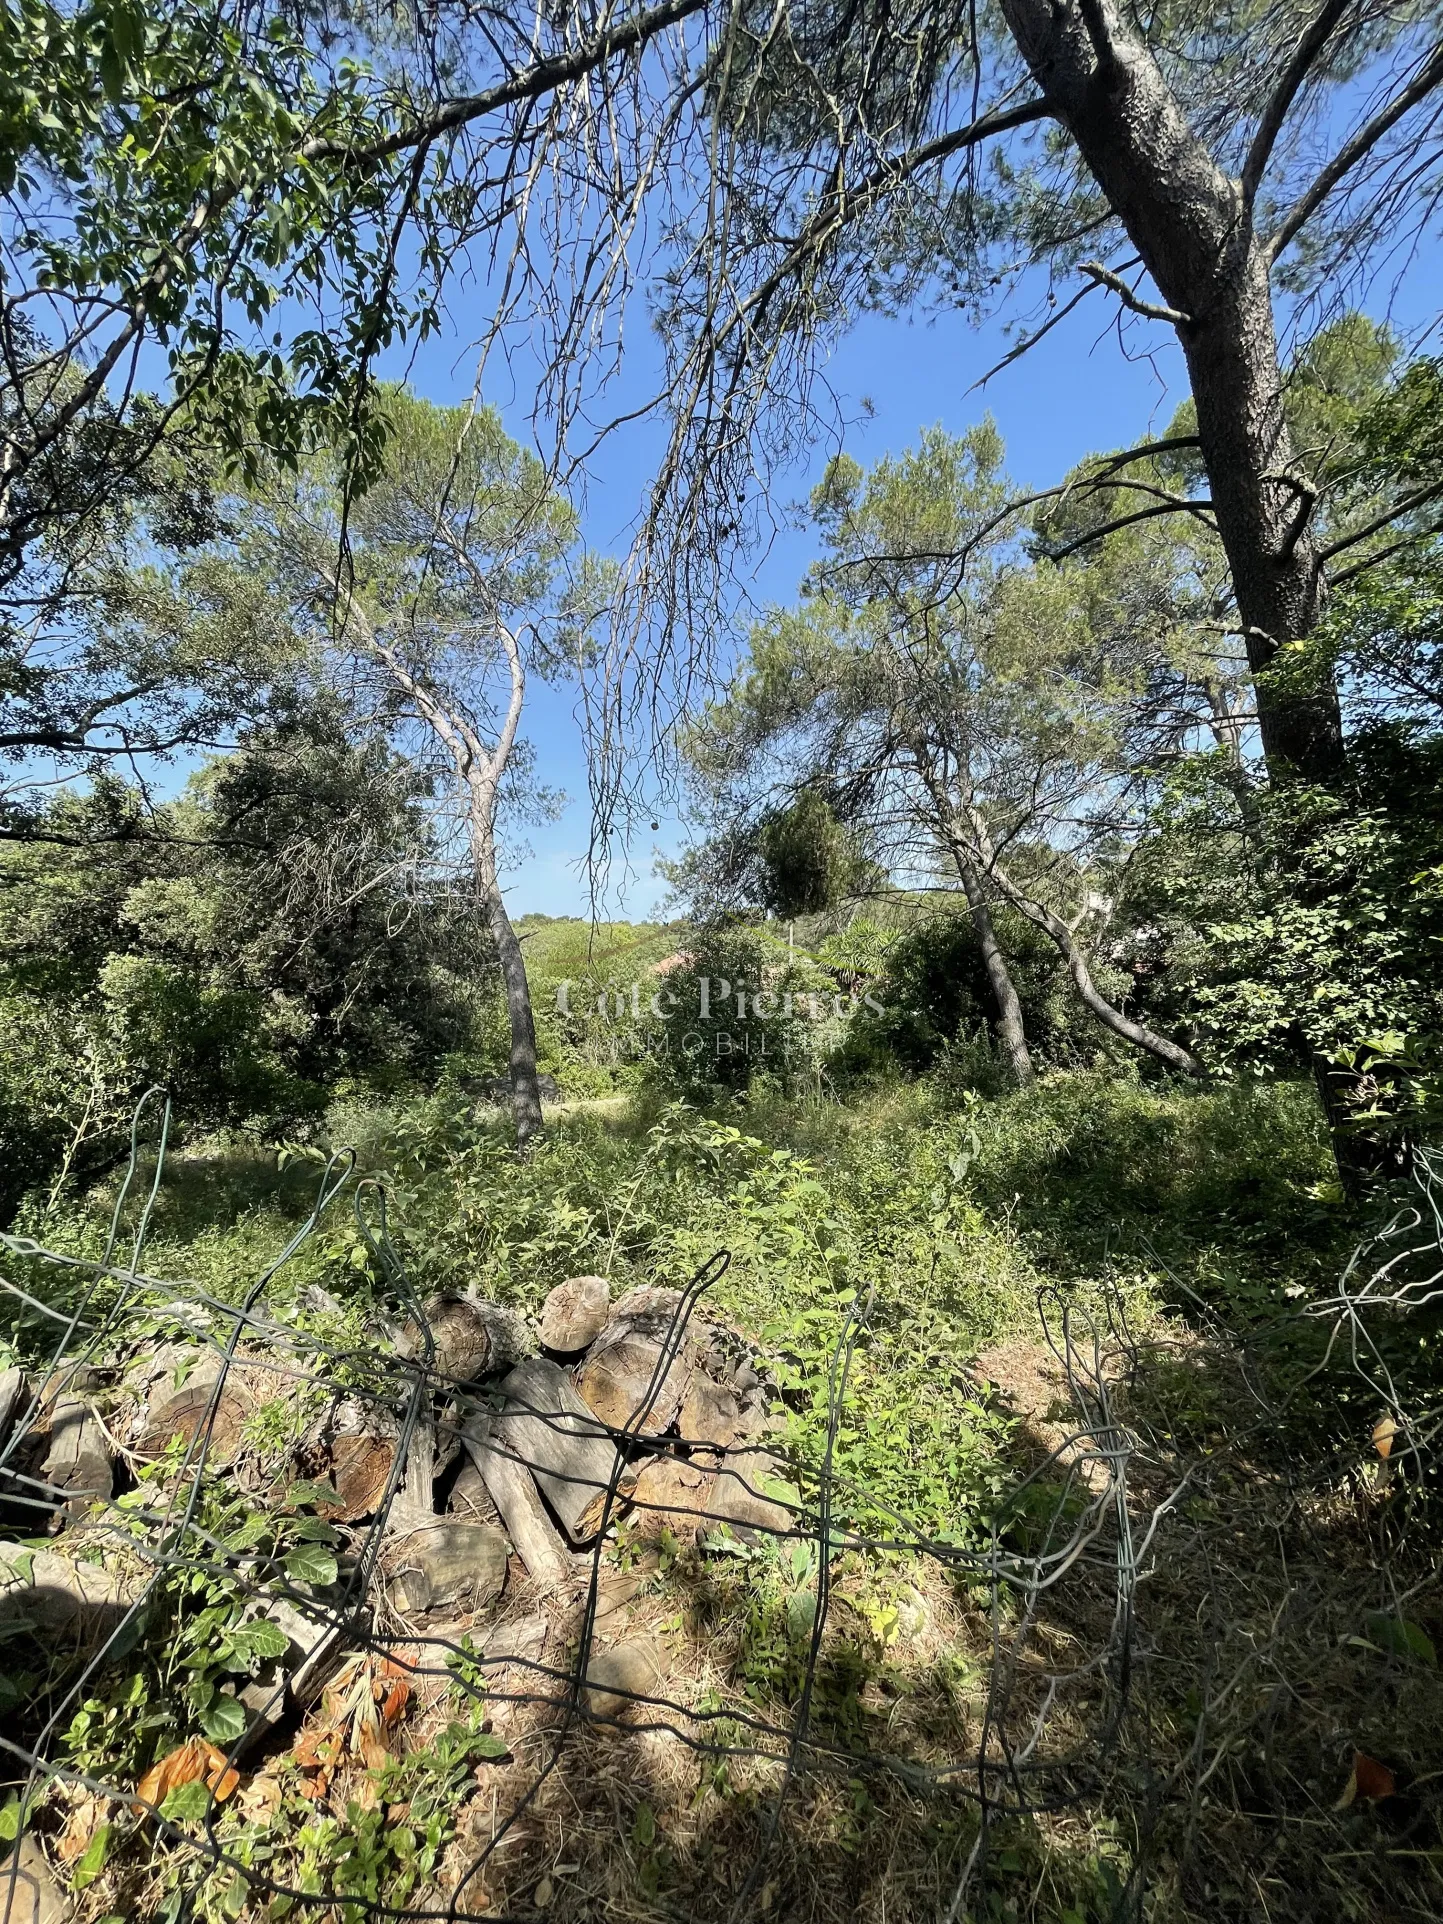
[993,0,1412,1180]
[480,874,545,1148]
[997,0,1346,785]
[461,617,544,1151]
[350,597,546,1151]
[954,850,1034,1086]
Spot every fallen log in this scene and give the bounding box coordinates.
[397,1293,521,1386]
[311,1399,402,1523]
[397,1393,436,1524]
[539,1275,610,1353]
[626,1454,713,1545]
[574,1291,693,1437]
[677,1372,749,1448]
[0,1369,30,1451]
[460,1414,571,1591]
[0,1539,141,1640]
[447,1454,503,1527]
[385,1519,509,1616]
[496,1358,622,1543]
[40,1397,112,1525]
[703,1448,796,1537]
[234,1591,347,1735]
[134,1363,251,1468]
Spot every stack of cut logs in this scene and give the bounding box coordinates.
[386,1276,792,1613]
[0,1277,793,1663]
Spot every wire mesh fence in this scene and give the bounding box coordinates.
[1,1101,1441,1922]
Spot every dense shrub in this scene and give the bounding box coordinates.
[639,923,840,1096]
[843,906,1126,1084]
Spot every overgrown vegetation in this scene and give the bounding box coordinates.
[6,6,1443,1918]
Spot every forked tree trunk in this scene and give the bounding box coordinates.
[955,850,1034,1086]
[321,568,547,1153]
[989,865,1204,1077]
[960,809,1202,1076]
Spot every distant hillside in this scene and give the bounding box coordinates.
[514,916,688,984]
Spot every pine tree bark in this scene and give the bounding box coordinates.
[997,0,1346,784]
[480,872,544,1147]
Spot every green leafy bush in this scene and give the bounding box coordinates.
[639,923,838,1097]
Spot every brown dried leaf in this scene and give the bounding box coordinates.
[199,1741,240,1803]
[1335,1748,1396,1809]
[237,1775,284,1823]
[1354,1750,1396,1800]
[1372,1413,1399,1460]
[135,1741,208,1812]
[56,1793,107,1864]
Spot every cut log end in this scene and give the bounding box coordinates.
[539,1274,611,1353]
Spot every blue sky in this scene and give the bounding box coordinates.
[393,240,1442,921]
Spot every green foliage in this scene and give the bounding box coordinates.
[0,714,485,1219]
[0,1,432,549]
[56,1466,345,1784]
[1132,728,1443,1141]
[639,922,838,1097]
[844,907,1116,1083]
[755,791,881,917]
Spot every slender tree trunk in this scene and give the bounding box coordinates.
[954,850,1034,1086]
[460,618,545,1151]
[988,864,1204,1076]
[952,802,1202,1075]
[997,0,1346,785]
[342,585,546,1152]
[478,867,545,1148]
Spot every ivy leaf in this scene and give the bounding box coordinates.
[1363,1611,1436,1666]
[285,1479,341,1510]
[200,1695,248,1745]
[160,1780,213,1823]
